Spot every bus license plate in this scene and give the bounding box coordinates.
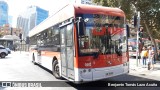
[106,72,113,76]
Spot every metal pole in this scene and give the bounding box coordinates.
[136,11,140,66]
[137,12,141,64]
[136,24,139,66]
[20,40,21,54]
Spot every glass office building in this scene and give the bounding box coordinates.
[0,0,8,26]
[17,6,48,39]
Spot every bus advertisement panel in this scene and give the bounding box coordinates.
[128,38,160,58]
[128,38,137,57]
[29,4,129,83]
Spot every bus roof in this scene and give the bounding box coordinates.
[74,4,125,17]
[29,4,125,37]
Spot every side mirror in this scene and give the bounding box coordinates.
[79,22,85,36]
[115,49,122,56]
[84,18,89,23]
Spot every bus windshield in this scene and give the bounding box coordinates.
[76,14,126,56]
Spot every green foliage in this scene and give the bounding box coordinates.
[133,0,160,39]
[93,0,133,19]
[0,32,3,37]
[93,0,160,39]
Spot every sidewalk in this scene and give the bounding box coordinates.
[129,58,160,81]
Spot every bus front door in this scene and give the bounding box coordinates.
[60,23,75,80]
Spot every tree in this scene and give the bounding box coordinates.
[131,0,160,60]
[0,32,3,37]
[93,0,134,19]
[93,0,160,60]
[93,0,160,38]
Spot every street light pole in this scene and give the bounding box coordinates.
[136,11,140,66]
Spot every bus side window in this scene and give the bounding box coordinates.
[66,24,73,46]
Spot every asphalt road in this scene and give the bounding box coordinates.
[0,51,160,90]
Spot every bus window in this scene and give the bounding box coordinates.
[66,24,73,46]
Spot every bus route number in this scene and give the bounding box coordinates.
[85,62,91,67]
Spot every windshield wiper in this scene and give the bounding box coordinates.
[115,46,122,56]
[93,46,103,59]
[93,52,100,59]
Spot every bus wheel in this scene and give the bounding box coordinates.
[32,54,36,65]
[52,60,61,79]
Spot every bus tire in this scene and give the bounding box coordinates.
[32,54,36,65]
[52,60,61,79]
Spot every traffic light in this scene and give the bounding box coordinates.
[10,27,13,35]
[26,36,29,44]
[126,24,130,37]
[19,33,22,40]
[138,27,143,43]
[134,15,137,27]
[148,37,151,41]
[19,33,22,43]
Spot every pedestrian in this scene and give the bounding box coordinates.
[141,46,148,67]
[13,46,16,52]
[152,45,156,64]
[148,46,154,70]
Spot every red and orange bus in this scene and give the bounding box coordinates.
[29,4,129,83]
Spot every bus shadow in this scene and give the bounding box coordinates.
[67,74,160,90]
[35,63,66,80]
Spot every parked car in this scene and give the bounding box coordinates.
[6,48,11,54]
[0,45,9,58]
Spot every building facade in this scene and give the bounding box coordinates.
[8,16,13,26]
[0,24,22,36]
[16,6,49,40]
[0,0,8,26]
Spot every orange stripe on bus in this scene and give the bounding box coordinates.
[30,50,38,53]
[74,53,128,68]
[40,51,60,58]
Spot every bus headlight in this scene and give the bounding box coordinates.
[83,69,86,73]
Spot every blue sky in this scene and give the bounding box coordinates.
[4,0,70,27]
